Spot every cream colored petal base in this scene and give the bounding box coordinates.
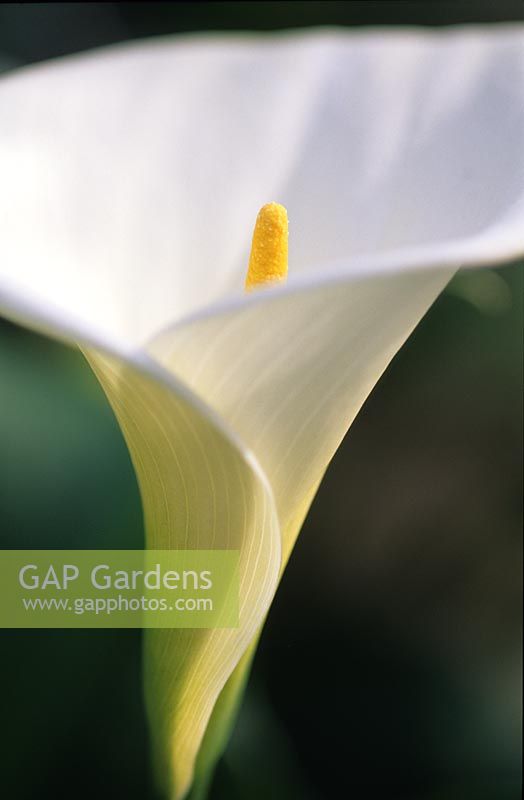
[85,350,281,799]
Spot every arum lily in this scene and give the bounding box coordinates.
[0,26,523,800]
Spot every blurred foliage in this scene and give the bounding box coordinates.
[0,4,522,799]
[0,2,523,66]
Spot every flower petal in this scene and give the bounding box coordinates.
[149,267,454,561]
[277,26,524,276]
[0,33,338,344]
[147,265,458,795]
[0,27,522,347]
[84,349,280,799]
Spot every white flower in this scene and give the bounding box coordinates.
[0,26,523,800]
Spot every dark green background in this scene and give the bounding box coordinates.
[0,4,522,800]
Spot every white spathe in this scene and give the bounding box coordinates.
[0,25,523,800]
